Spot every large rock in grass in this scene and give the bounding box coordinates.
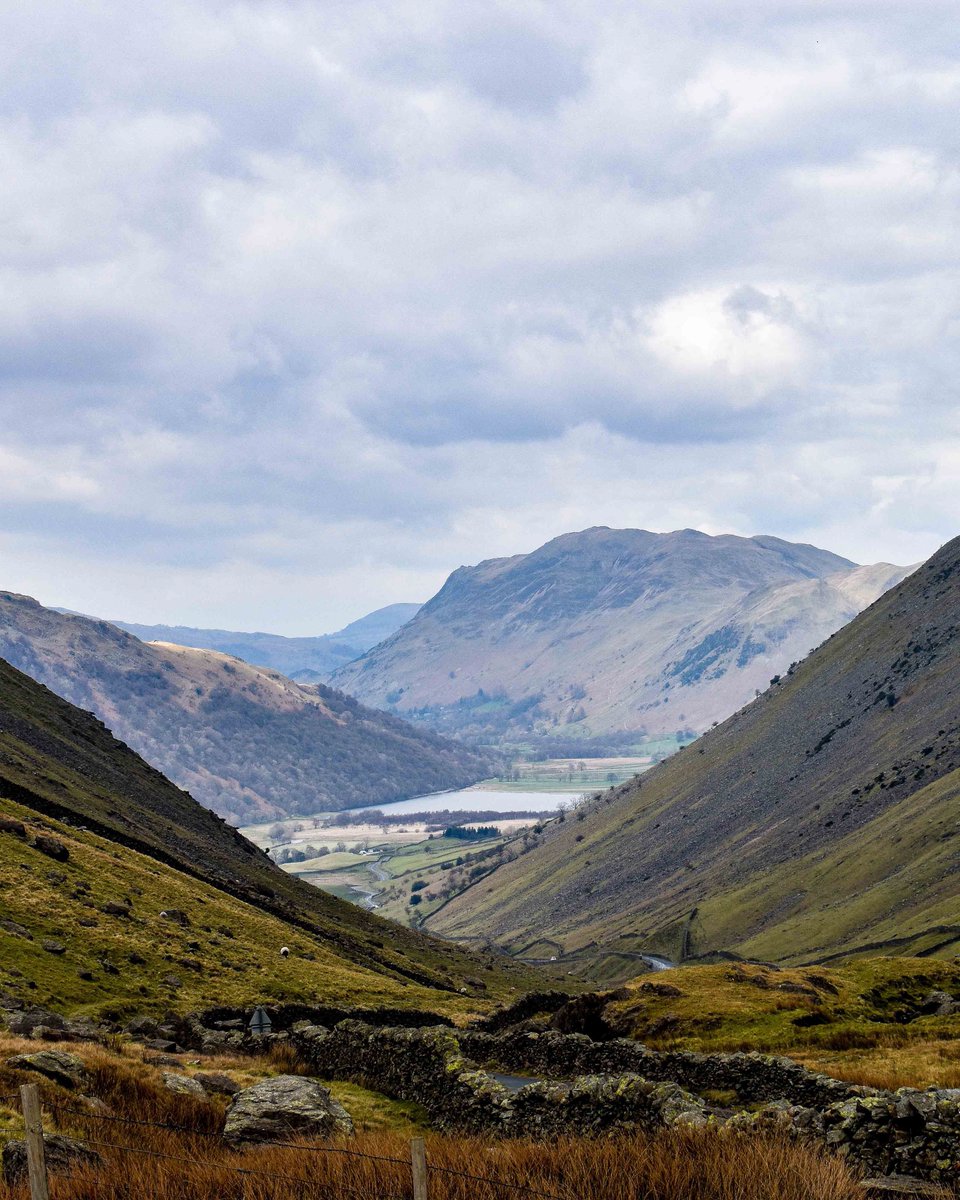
[2,1135,99,1185]
[223,1075,354,1145]
[6,1049,88,1089]
[162,1072,206,1098]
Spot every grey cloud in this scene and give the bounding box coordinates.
[0,0,957,627]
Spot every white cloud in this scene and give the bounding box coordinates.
[645,286,811,387]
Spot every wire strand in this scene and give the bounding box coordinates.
[426,1160,571,1200]
[50,1103,570,1197]
[77,1137,395,1200]
[49,1104,411,1165]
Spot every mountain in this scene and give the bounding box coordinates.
[105,602,421,680]
[0,593,492,825]
[0,652,535,1016]
[331,528,909,752]
[428,536,960,976]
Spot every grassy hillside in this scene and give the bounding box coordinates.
[605,959,960,1056]
[0,592,493,823]
[430,536,960,973]
[0,796,489,1020]
[332,527,907,751]
[0,653,538,1014]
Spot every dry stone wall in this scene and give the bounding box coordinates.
[290,1021,960,1185]
[457,1029,864,1108]
[292,1021,707,1137]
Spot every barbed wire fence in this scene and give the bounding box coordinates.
[3,1084,573,1200]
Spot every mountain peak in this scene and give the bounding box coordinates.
[332,529,906,752]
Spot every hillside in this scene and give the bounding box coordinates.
[331,528,908,752]
[0,652,536,1017]
[0,594,491,825]
[429,537,960,975]
[108,602,421,681]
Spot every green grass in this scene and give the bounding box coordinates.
[0,653,544,1014]
[381,835,503,879]
[321,1081,429,1132]
[283,851,371,872]
[606,958,960,1056]
[0,796,523,1022]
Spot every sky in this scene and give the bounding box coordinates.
[1,0,958,634]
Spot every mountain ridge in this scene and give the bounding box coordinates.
[0,592,490,825]
[76,602,422,680]
[332,527,909,751]
[428,537,960,975]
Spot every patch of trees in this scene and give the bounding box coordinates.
[443,825,499,840]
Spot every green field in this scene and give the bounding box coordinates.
[483,754,659,792]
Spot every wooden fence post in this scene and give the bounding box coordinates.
[410,1136,428,1200]
[20,1084,50,1200]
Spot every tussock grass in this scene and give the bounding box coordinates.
[0,1116,864,1200]
[794,1038,960,1090]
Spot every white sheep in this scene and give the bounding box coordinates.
[280,946,290,958]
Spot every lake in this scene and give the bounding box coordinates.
[343,787,578,816]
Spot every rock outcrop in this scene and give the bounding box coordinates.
[223,1076,354,1146]
[5,1049,89,1090]
[2,1136,98,1185]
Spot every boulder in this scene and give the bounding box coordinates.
[2,1135,99,1185]
[162,1072,206,1098]
[0,817,26,838]
[125,1016,162,1040]
[143,1039,181,1053]
[6,1008,66,1037]
[159,909,191,927]
[0,920,33,940]
[223,1075,354,1145]
[195,1072,241,1096]
[33,836,69,862]
[42,940,66,955]
[6,1049,88,1089]
[919,990,960,1017]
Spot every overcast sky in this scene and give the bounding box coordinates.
[1,0,957,633]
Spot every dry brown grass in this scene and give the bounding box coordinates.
[794,1036,960,1090]
[0,1036,865,1200]
[0,1126,865,1200]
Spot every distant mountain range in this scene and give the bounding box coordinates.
[0,593,491,825]
[331,528,910,752]
[431,537,960,974]
[93,602,421,681]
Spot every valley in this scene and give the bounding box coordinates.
[2,527,959,1200]
[6,6,957,1193]
[428,536,960,975]
[240,757,653,919]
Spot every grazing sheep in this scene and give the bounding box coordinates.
[280,946,290,958]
